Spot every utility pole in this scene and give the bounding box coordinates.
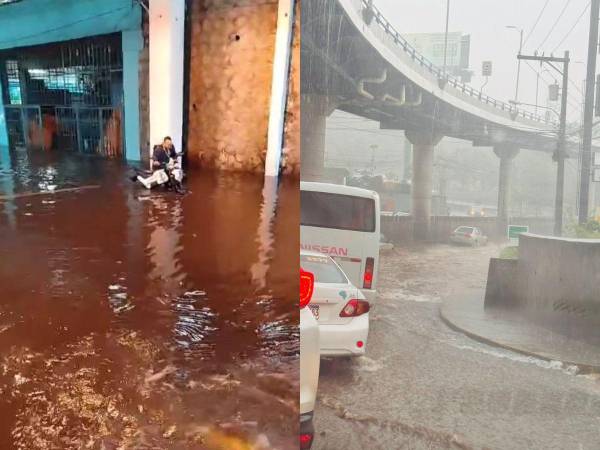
[578,0,600,224]
[443,0,450,76]
[535,72,539,115]
[507,26,524,102]
[518,52,570,236]
[516,28,523,102]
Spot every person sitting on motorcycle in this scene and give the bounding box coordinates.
[135,136,182,190]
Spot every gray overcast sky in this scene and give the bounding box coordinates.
[376,0,592,120]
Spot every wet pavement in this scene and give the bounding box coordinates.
[0,148,299,449]
[314,243,600,450]
[442,290,600,371]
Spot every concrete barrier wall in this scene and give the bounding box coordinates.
[515,234,600,315]
[381,216,554,244]
[484,258,518,308]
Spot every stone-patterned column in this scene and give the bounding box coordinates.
[186,0,279,172]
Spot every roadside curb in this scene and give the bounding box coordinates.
[439,294,600,375]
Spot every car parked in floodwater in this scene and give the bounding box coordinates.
[450,226,488,247]
[380,233,394,251]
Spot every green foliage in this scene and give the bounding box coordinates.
[565,220,600,239]
[499,246,519,259]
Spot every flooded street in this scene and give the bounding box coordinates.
[314,244,600,450]
[0,150,298,449]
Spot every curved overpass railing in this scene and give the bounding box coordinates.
[360,0,552,125]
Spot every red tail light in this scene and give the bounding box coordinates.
[339,299,370,317]
[300,269,314,309]
[300,432,314,449]
[363,257,374,289]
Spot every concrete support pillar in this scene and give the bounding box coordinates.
[265,0,295,177]
[149,0,185,159]
[301,94,336,181]
[122,29,143,161]
[405,129,442,240]
[403,138,412,183]
[493,144,520,237]
[0,80,8,147]
[0,79,14,226]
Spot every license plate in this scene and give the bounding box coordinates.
[308,304,320,320]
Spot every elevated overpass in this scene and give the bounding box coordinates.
[302,0,590,238]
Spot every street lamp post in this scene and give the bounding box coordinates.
[506,26,524,103]
[443,0,450,76]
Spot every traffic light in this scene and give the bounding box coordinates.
[549,83,560,102]
[482,61,492,77]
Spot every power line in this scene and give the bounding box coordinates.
[536,0,573,51]
[551,1,590,53]
[523,60,583,113]
[524,0,551,46]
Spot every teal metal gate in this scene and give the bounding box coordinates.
[0,33,123,156]
[4,105,41,149]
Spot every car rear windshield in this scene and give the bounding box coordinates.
[301,191,376,232]
[300,254,348,284]
[455,227,474,234]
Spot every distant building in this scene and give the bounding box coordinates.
[404,32,472,83]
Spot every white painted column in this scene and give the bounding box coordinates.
[265,0,295,177]
[149,0,185,160]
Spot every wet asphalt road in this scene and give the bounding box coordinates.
[313,244,600,450]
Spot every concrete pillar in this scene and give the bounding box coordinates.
[0,82,14,226]
[0,80,8,147]
[301,94,336,181]
[149,0,185,159]
[403,138,412,183]
[122,29,143,161]
[405,129,442,240]
[493,144,520,237]
[265,0,295,177]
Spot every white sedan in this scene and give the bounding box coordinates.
[301,250,370,357]
[450,226,488,247]
[300,268,319,449]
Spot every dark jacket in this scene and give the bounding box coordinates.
[151,145,177,171]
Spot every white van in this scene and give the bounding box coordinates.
[300,181,381,301]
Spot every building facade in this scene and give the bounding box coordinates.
[0,0,299,176]
[0,0,142,160]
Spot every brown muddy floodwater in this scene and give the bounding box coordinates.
[0,150,299,449]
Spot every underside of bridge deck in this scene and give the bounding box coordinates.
[300,0,588,240]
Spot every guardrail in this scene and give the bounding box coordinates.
[361,0,553,125]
